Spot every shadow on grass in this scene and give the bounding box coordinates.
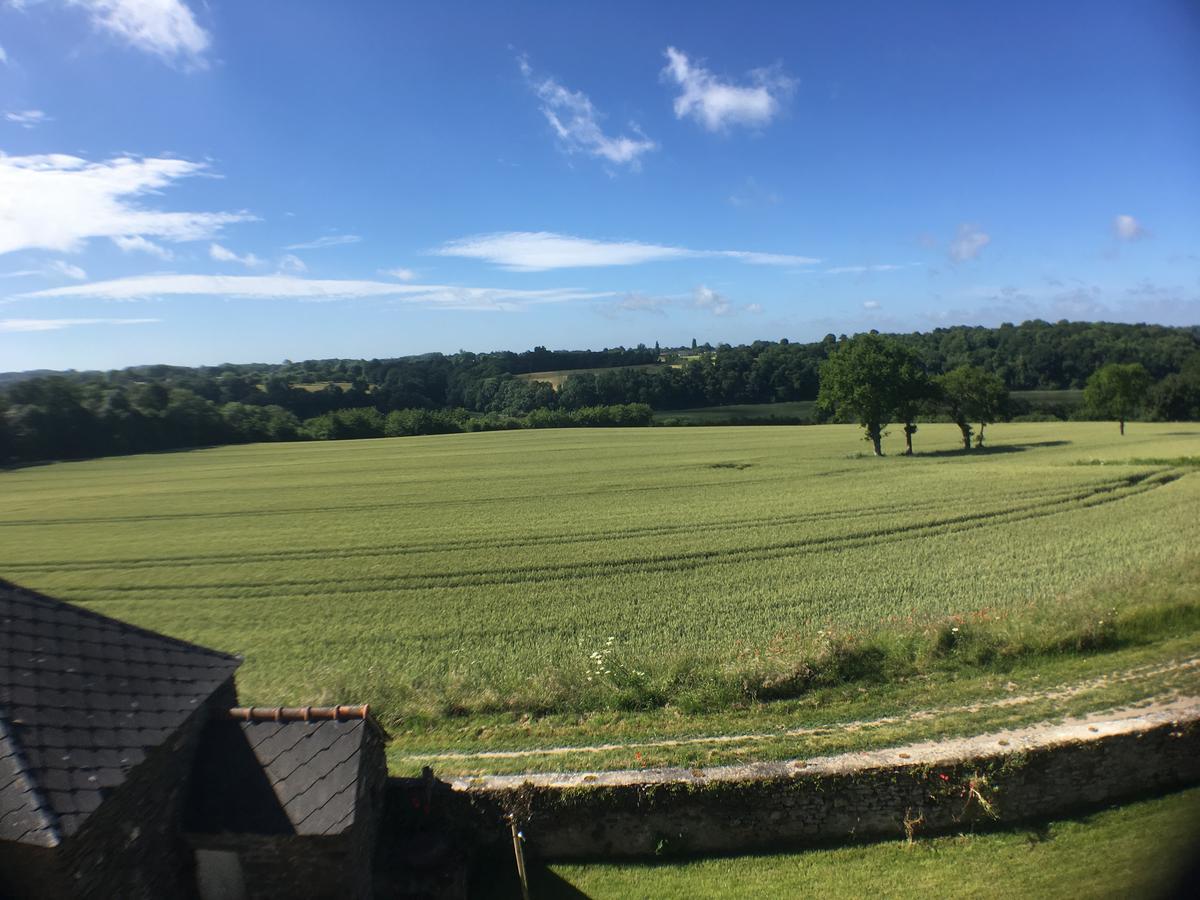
[915,440,1073,458]
[0,442,227,472]
[471,784,1200,899]
[472,860,592,899]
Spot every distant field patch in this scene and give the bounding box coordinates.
[653,401,817,424]
[289,381,357,392]
[515,363,668,389]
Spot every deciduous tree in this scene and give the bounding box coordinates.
[1084,363,1151,434]
[938,366,1009,449]
[817,333,919,456]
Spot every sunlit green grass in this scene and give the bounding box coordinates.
[2,422,1197,745]
[487,786,1200,899]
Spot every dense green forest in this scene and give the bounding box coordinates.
[2,320,1197,463]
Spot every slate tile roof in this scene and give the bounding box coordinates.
[0,579,241,846]
[187,718,370,837]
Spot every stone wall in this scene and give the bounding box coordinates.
[384,700,1200,862]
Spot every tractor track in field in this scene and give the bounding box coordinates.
[1,476,1135,575]
[53,469,1184,600]
[0,471,804,528]
[396,653,1200,765]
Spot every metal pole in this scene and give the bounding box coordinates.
[510,820,530,900]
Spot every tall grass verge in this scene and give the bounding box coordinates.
[367,557,1200,728]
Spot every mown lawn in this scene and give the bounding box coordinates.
[2,422,1197,758]
[493,786,1200,899]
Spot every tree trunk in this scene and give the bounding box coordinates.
[976,422,986,448]
[904,422,915,455]
[1120,418,1125,435]
[869,423,883,456]
[958,421,972,450]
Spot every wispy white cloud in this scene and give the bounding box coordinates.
[1113,214,1147,241]
[47,260,87,280]
[434,231,818,271]
[4,110,50,129]
[0,153,251,256]
[0,260,88,280]
[113,234,173,259]
[606,284,760,318]
[612,292,674,315]
[926,279,1199,329]
[862,300,881,310]
[67,0,210,67]
[824,263,917,275]
[728,176,780,208]
[519,56,656,168]
[209,242,262,267]
[662,47,795,132]
[0,317,160,333]
[0,44,8,66]
[380,267,416,281]
[284,234,360,250]
[948,223,991,262]
[18,273,615,312]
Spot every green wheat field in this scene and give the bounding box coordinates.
[3,422,1198,760]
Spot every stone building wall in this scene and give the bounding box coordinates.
[55,680,239,899]
[0,679,237,900]
[187,717,388,900]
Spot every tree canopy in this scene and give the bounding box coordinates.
[938,366,1010,449]
[817,333,925,456]
[1084,363,1152,434]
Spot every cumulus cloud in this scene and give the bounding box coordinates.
[691,284,735,315]
[284,234,360,250]
[0,317,160,333]
[277,253,307,274]
[434,231,818,271]
[519,56,656,168]
[4,110,50,129]
[112,234,173,259]
[1113,214,1147,241]
[67,0,210,67]
[209,242,262,267]
[662,47,795,132]
[0,153,251,256]
[19,273,615,312]
[948,224,991,262]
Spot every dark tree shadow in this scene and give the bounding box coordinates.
[916,440,1072,458]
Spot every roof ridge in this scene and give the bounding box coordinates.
[225,705,370,722]
[0,578,242,664]
[0,714,61,847]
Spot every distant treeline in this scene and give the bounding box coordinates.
[2,320,1198,463]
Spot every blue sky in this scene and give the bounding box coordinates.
[1,0,1198,371]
